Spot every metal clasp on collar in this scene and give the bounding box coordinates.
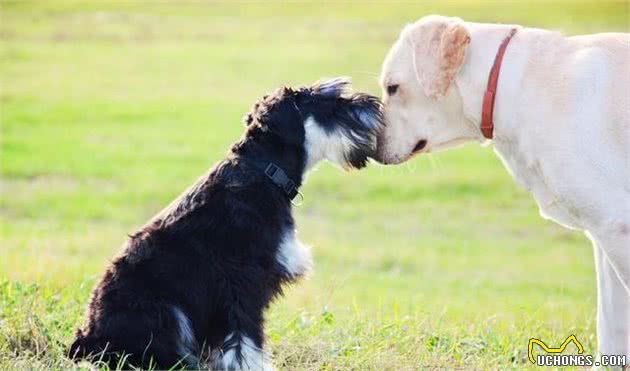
[291,190,304,207]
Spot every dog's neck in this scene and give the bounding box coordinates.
[231,134,305,191]
[455,22,528,144]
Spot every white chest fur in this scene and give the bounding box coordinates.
[493,143,584,231]
[276,229,313,279]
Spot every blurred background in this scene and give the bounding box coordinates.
[1,1,628,369]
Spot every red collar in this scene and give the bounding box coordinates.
[480,28,517,139]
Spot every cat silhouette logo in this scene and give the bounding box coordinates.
[528,335,584,364]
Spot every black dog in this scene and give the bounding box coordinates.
[69,78,383,370]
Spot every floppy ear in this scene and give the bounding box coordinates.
[266,94,304,145]
[248,88,304,145]
[409,17,470,99]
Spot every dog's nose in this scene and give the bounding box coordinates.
[412,139,428,153]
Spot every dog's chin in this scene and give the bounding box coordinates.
[372,145,403,165]
[375,138,432,164]
[372,148,421,165]
[344,157,369,170]
[426,137,471,153]
[344,148,372,170]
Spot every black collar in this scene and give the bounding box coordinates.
[264,163,303,203]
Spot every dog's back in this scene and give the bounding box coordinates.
[562,32,629,190]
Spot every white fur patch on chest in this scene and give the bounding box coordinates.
[276,229,313,279]
[494,145,582,230]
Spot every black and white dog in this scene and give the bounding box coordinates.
[69,78,383,370]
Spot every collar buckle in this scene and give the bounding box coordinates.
[264,163,280,178]
[264,163,302,203]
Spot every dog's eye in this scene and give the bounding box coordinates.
[386,84,399,95]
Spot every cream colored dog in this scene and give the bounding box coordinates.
[377,15,629,361]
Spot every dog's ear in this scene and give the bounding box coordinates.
[408,16,470,99]
[265,89,304,145]
[248,88,304,145]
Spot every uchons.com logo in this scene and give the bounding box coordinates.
[528,335,627,368]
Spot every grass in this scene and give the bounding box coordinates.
[1,0,628,369]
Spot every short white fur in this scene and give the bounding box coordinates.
[276,228,313,278]
[378,15,630,362]
[213,332,273,371]
[304,116,358,170]
[171,306,199,364]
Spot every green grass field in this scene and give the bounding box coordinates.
[1,1,628,370]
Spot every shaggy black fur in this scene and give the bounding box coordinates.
[68,78,382,369]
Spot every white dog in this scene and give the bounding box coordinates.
[376,15,629,361]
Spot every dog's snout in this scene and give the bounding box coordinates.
[413,139,427,153]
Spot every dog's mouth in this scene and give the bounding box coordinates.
[411,139,428,154]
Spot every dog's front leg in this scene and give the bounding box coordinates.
[212,329,272,371]
[592,242,630,369]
